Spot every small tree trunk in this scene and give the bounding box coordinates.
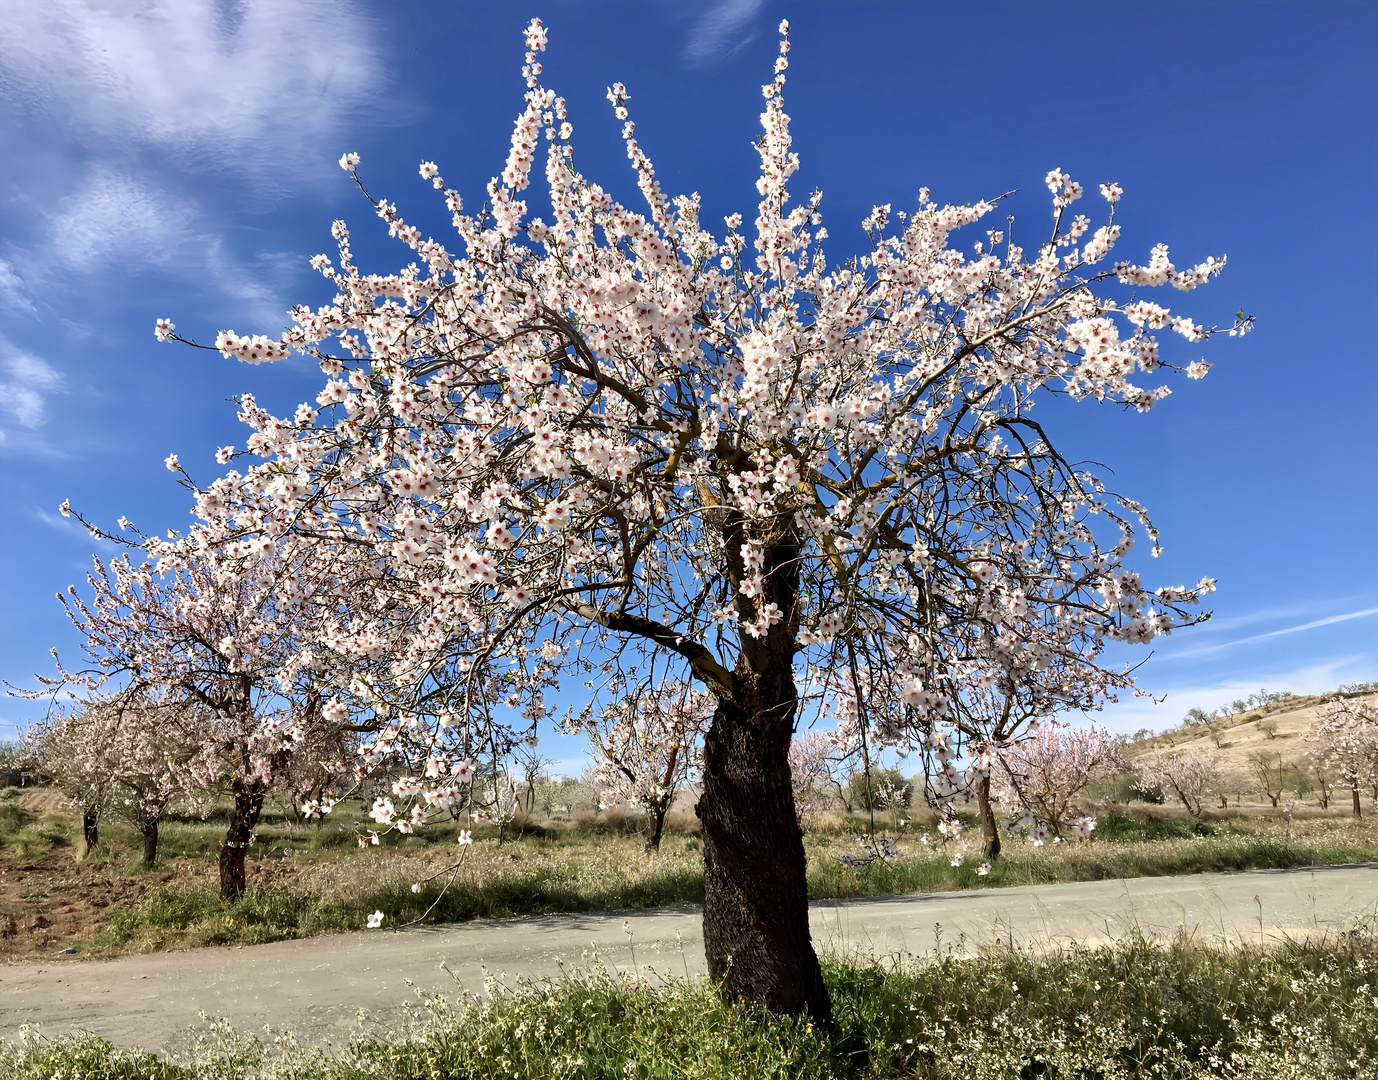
[976,774,1001,859]
[219,778,267,900]
[1269,794,1279,808]
[141,818,159,866]
[1353,787,1363,819]
[645,804,667,854]
[83,807,100,848]
[697,689,831,1025]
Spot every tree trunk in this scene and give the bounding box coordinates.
[219,778,267,900]
[141,818,159,866]
[976,774,1001,859]
[1268,794,1279,808]
[83,807,99,848]
[685,521,831,1023]
[1353,786,1363,819]
[645,803,667,854]
[698,691,830,1025]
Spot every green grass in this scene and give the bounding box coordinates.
[0,794,71,860]
[87,831,1378,955]
[1094,807,1223,841]
[4,933,1376,1077]
[89,851,707,952]
[63,809,1378,955]
[10,786,1378,956]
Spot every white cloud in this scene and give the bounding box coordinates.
[0,259,36,315]
[0,0,382,174]
[10,165,289,326]
[42,166,200,272]
[32,504,122,554]
[1196,607,1378,653]
[0,338,64,430]
[0,1,384,312]
[684,0,764,66]
[1131,603,1378,666]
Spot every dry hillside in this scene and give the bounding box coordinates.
[1120,693,1376,808]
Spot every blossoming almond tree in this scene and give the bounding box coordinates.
[28,523,343,898]
[1139,748,1220,816]
[1307,698,1378,817]
[152,18,1246,1019]
[566,678,711,852]
[28,693,217,865]
[990,721,1126,846]
[788,730,842,821]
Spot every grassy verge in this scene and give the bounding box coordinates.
[88,841,706,952]
[7,788,1378,956]
[4,933,1376,1078]
[88,821,1378,955]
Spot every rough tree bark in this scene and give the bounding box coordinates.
[645,802,668,854]
[1353,787,1363,819]
[219,778,267,900]
[698,688,829,1024]
[141,818,159,866]
[693,528,832,1025]
[976,774,1001,859]
[82,807,99,848]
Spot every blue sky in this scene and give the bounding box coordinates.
[1,1,1375,769]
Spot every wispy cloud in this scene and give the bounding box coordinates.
[1154,606,1378,663]
[1221,607,1378,646]
[0,259,36,316]
[33,505,120,553]
[6,164,292,328]
[0,1,384,314]
[0,337,64,434]
[0,0,382,176]
[684,0,764,66]
[41,166,199,273]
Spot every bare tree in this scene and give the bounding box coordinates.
[1247,750,1293,808]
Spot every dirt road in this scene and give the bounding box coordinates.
[3,863,1376,1051]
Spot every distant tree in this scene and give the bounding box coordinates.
[991,722,1127,840]
[567,679,711,852]
[788,731,839,822]
[847,765,910,815]
[28,693,217,864]
[1306,698,1378,817]
[1247,749,1293,809]
[29,541,343,897]
[1140,748,1219,816]
[1308,757,1333,810]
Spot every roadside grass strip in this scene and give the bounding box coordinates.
[4,932,1376,1078]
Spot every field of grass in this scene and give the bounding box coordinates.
[3,932,1375,1078]
[5,785,1378,958]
